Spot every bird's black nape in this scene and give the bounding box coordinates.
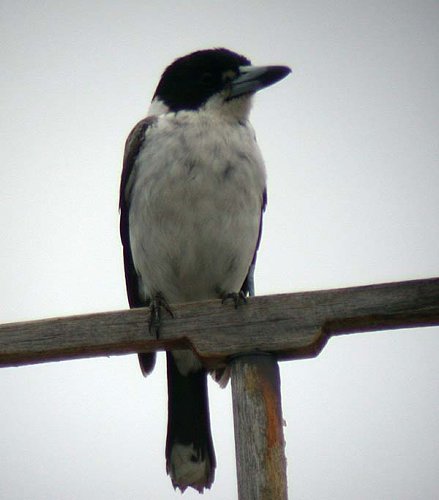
[153,48,251,112]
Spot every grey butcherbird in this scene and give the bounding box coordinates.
[119,48,290,493]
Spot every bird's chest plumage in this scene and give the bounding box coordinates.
[128,112,266,303]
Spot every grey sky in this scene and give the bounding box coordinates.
[1,1,438,499]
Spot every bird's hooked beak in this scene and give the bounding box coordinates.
[227,65,291,100]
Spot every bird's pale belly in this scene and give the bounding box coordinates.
[129,169,261,304]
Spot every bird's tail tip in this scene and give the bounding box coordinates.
[167,442,215,493]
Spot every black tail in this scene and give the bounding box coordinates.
[165,352,216,493]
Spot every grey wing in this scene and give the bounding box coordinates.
[119,116,157,375]
[240,189,267,297]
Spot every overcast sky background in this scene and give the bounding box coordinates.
[1,1,438,499]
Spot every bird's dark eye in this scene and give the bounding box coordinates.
[200,72,215,87]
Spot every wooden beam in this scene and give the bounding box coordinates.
[231,354,287,500]
[0,277,438,368]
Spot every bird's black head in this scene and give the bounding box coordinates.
[153,48,251,112]
[153,48,291,113]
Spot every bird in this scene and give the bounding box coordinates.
[119,48,290,493]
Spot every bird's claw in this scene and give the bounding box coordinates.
[149,292,174,338]
[221,291,247,309]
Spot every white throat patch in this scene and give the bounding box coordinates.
[148,97,170,116]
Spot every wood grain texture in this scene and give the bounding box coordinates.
[231,355,287,500]
[0,277,438,368]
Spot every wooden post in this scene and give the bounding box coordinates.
[231,354,288,500]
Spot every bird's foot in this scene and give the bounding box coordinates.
[221,291,247,309]
[149,292,174,338]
